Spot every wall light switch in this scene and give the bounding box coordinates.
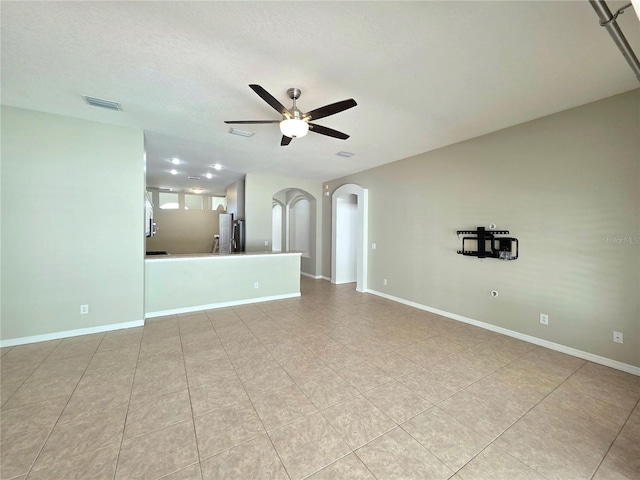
[80,304,89,314]
[372,243,377,250]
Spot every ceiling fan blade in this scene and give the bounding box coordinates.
[308,123,350,140]
[249,84,292,118]
[303,99,357,121]
[224,120,280,124]
[281,135,292,146]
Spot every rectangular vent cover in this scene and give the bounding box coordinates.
[82,96,122,111]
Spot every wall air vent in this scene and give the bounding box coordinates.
[82,95,122,111]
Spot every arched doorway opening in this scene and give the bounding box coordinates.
[331,184,368,292]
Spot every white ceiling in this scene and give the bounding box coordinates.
[2,1,638,195]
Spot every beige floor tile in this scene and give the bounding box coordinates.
[252,384,318,431]
[321,395,396,449]
[587,407,640,480]
[507,356,576,384]
[138,337,184,359]
[577,362,640,394]
[488,363,560,399]
[25,445,119,480]
[116,420,199,480]
[87,345,140,372]
[0,428,51,479]
[0,395,67,440]
[561,371,640,412]
[507,403,618,461]
[30,355,92,380]
[397,368,460,404]
[200,434,288,480]
[402,407,491,471]
[315,344,364,370]
[299,375,360,410]
[363,379,431,424]
[495,417,603,480]
[335,361,392,393]
[58,374,133,424]
[399,337,465,367]
[189,375,248,417]
[3,373,80,410]
[124,389,192,439]
[456,444,546,480]
[462,377,540,417]
[160,462,203,479]
[355,427,453,480]
[307,453,375,479]
[32,406,127,471]
[194,400,265,460]
[268,412,351,480]
[437,389,524,440]
[367,352,421,378]
[522,347,586,372]
[237,363,294,398]
[130,370,189,405]
[547,384,631,430]
[282,357,337,385]
[184,356,237,387]
[46,340,101,361]
[427,356,488,389]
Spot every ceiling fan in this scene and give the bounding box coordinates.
[225,84,357,146]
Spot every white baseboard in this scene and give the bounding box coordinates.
[0,319,145,348]
[300,272,323,280]
[365,289,640,377]
[320,276,331,282]
[145,292,301,318]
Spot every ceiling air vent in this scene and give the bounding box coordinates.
[336,151,354,158]
[82,95,122,111]
[188,176,201,180]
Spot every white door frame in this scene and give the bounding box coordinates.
[331,184,368,292]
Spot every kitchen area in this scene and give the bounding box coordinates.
[143,177,302,318]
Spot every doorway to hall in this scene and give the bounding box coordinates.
[331,183,368,292]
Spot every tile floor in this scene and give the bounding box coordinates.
[1,277,639,480]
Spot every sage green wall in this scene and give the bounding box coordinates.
[1,107,145,341]
[323,90,640,367]
[145,254,301,315]
[245,173,322,276]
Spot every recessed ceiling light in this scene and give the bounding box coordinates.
[336,151,354,158]
[212,164,223,171]
[169,158,182,165]
[82,95,122,111]
[228,128,254,137]
[204,173,214,179]
[170,169,178,175]
[191,187,204,194]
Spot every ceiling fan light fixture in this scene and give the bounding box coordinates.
[280,118,309,138]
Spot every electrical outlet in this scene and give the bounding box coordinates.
[264,240,269,246]
[613,331,623,344]
[80,304,89,314]
[540,313,548,325]
[383,279,387,285]
[254,282,259,289]
[372,243,377,250]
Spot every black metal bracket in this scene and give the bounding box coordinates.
[456,226,519,260]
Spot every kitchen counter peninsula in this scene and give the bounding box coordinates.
[144,251,301,317]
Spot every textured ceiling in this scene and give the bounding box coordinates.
[2,1,638,195]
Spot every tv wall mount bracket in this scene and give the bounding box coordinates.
[457,226,519,260]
